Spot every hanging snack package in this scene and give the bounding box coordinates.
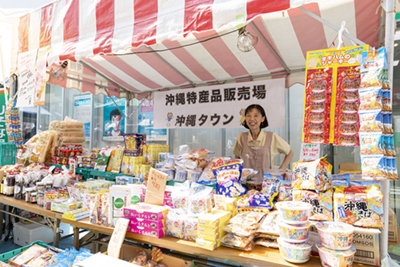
[304,133,329,145]
[383,91,392,112]
[359,87,383,112]
[293,189,333,221]
[304,112,330,124]
[166,209,186,239]
[360,155,387,180]
[334,185,383,228]
[292,157,332,192]
[359,111,384,133]
[171,181,191,212]
[359,133,384,156]
[383,112,394,135]
[360,47,389,89]
[334,135,359,147]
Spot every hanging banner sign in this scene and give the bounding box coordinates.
[103,96,125,141]
[74,94,92,141]
[33,46,50,106]
[16,49,37,108]
[154,79,285,129]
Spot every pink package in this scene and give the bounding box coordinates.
[164,198,173,208]
[128,217,165,229]
[142,187,172,199]
[127,225,165,238]
[123,204,169,221]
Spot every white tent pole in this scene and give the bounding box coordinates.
[382,0,396,260]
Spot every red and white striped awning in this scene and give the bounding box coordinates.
[12,0,382,99]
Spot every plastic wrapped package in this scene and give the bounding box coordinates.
[49,120,84,131]
[255,238,279,248]
[166,210,186,239]
[217,177,247,198]
[278,181,292,202]
[198,157,230,184]
[130,249,147,265]
[89,194,100,224]
[184,215,198,241]
[174,167,187,182]
[171,181,191,212]
[30,130,59,163]
[220,234,255,251]
[293,189,333,221]
[59,131,85,137]
[292,157,332,192]
[257,211,281,235]
[100,194,110,227]
[59,136,86,145]
[189,184,213,214]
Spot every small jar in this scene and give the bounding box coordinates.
[25,188,32,202]
[30,192,37,203]
[36,182,45,207]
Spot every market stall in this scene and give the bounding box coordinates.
[0,0,397,267]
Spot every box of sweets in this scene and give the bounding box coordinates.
[128,217,165,229]
[127,225,165,238]
[123,204,169,221]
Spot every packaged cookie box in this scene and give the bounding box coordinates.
[196,238,221,251]
[127,225,165,238]
[198,211,232,228]
[197,230,221,242]
[123,204,169,221]
[128,217,165,229]
[198,224,226,237]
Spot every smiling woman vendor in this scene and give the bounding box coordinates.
[233,104,293,178]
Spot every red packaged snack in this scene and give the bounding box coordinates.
[338,92,359,102]
[334,135,359,146]
[305,123,329,135]
[305,112,329,124]
[337,113,358,124]
[306,69,333,93]
[337,124,359,136]
[304,134,329,145]
[336,102,359,114]
[337,67,360,92]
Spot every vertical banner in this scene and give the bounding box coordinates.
[74,94,92,141]
[33,46,50,106]
[0,90,8,143]
[153,79,285,129]
[103,96,125,141]
[16,49,37,107]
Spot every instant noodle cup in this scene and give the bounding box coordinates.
[317,242,356,267]
[278,221,311,243]
[276,201,312,224]
[315,222,354,250]
[277,237,313,263]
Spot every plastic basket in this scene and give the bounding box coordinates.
[0,143,16,167]
[0,240,61,262]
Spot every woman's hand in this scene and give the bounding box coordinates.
[279,149,294,170]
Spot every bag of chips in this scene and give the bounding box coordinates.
[292,157,332,192]
[334,185,384,229]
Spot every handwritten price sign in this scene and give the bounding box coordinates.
[300,143,320,161]
[145,168,167,205]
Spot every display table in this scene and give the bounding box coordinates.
[0,195,62,247]
[0,195,367,267]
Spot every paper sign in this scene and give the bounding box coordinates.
[214,194,227,211]
[17,49,38,107]
[145,168,167,205]
[108,218,129,258]
[33,46,50,106]
[300,143,320,161]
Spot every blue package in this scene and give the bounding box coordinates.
[217,177,246,198]
[249,193,275,210]
[213,161,243,183]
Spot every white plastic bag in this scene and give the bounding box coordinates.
[382,255,400,267]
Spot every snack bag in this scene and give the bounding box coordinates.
[171,181,191,212]
[166,210,186,239]
[334,135,359,147]
[100,193,110,227]
[197,157,228,184]
[361,155,387,180]
[257,210,281,236]
[304,133,329,144]
[220,234,255,251]
[217,177,247,198]
[292,157,332,192]
[383,112,394,135]
[359,133,384,156]
[360,47,389,89]
[334,185,384,228]
[359,111,384,133]
[212,161,243,183]
[304,112,329,124]
[130,249,147,265]
[293,189,333,221]
[241,168,259,184]
[337,102,358,114]
[255,238,279,248]
[305,68,333,94]
[89,194,100,224]
[183,215,198,241]
[277,181,292,202]
[359,87,383,112]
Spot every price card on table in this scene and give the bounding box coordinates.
[108,218,129,258]
[145,168,167,205]
[300,143,320,161]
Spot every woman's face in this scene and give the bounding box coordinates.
[112,115,121,131]
[245,108,265,132]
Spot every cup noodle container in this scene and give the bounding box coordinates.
[276,201,312,224]
[317,242,356,267]
[278,221,311,243]
[277,237,313,263]
[315,222,355,250]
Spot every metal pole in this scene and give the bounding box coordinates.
[382,0,396,260]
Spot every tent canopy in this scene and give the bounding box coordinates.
[12,0,382,99]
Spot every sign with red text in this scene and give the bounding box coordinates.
[144,168,167,205]
[300,143,320,161]
[108,218,129,258]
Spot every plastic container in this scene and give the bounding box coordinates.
[316,242,356,267]
[276,201,312,224]
[315,222,354,250]
[277,237,313,263]
[278,221,311,243]
[0,240,61,262]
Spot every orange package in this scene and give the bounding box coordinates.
[292,157,332,192]
[293,189,333,221]
[333,185,383,229]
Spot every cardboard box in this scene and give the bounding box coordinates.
[389,207,398,242]
[123,204,169,221]
[128,217,165,229]
[101,243,191,267]
[126,225,165,238]
[13,222,72,246]
[339,162,361,173]
[309,223,381,266]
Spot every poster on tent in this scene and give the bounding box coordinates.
[74,94,92,141]
[153,79,285,129]
[138,98,167,138]
[302,45,369,146]
[103,96,125,141]
[33,46,50,106]
[16,49,37,108]
[0,90,8,143]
